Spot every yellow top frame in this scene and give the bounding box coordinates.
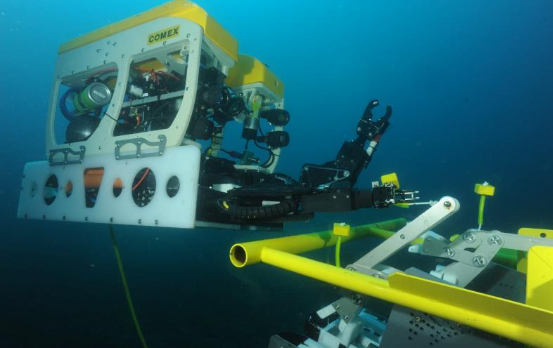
[58,0,238,61]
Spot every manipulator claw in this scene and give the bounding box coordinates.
[371,183,419,208]
[356,99,392,141]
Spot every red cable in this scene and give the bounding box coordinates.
[132,168,150,191]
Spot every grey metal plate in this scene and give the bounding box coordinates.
[380,305,523,348]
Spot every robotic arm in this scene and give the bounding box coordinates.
[203,100,417,226]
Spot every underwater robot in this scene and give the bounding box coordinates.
[17,0,411,230]
[16,1,553,347]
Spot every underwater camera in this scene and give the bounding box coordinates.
[60,81,112,143]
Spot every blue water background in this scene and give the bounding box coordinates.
[0,1,552,347]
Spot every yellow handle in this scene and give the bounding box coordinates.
[478,195,486,228]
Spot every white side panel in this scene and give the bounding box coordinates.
[17,146,200,229]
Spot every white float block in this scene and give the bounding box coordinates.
[17,146,200,229]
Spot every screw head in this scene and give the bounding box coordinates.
[444,247,455,257]
[488,235,502,245]
[472,255,487,268]
[444,201,452,208]
[463,232,476,243]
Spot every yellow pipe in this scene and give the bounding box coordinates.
[229,218,406,267]
[478,195,486,228]
[260,247,553,347]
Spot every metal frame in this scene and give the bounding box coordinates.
[46,17,210,158]
[350,196,460,274]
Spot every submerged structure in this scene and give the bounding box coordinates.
[17,1,553,347]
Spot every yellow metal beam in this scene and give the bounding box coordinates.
[259,247,553,347]
[229,218,406,267]
[527,246,553,312]
[517,228,553,273]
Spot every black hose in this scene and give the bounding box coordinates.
[221,198,297,221]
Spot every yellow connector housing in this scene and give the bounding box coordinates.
[381,173,400,188]
[333,223,351,237]
[517,228,553,273]
[475,183,495,196]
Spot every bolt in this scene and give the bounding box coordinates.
[444,201,452,208]
[472,255,487,268]
[444,247,455,257]
[423,248,428,254]
[110,217,114,223]
[462,232,476,243]
[138,219,142,224]
[344,315,349,320]
[400,234,406,239]
[414,316,422,323]
[488,235,502,245]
